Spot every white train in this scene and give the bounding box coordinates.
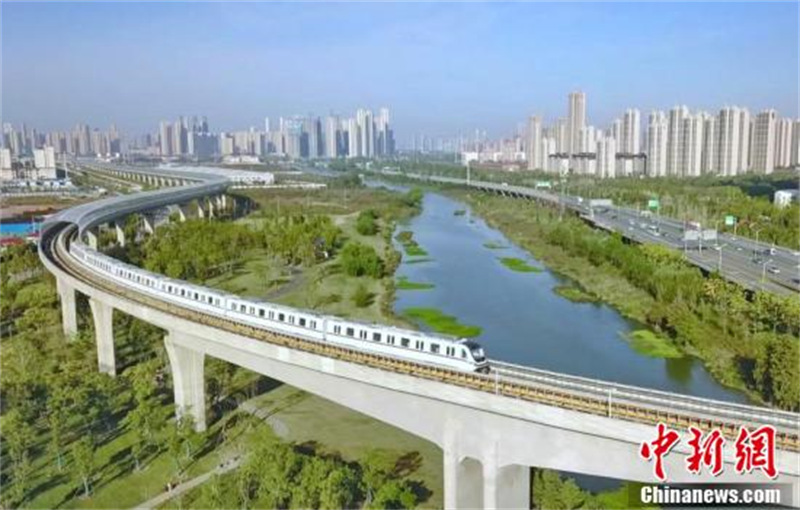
[71,241,489,372]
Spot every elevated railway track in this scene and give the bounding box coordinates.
[43,220,800,452]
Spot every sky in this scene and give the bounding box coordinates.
[1,1,798,140]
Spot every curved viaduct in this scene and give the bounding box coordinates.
[39,163,800,509]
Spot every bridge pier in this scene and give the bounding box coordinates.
[114,221,126,247]
[141,213,155,235]
[85,229,98,250]
[89,298,116,376]
[56,278,78,338]
[165,332,207,432]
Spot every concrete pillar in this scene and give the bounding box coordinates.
[85,229,98,250]
[206,198,216,218]
[196,201,206,219]
[165,332,207,432]
[114,221,126,247]
[444,450,484,509]
[482,449,530,510]
[173,204,187,222]
[141,213,155,234]
[89,298,116,376]
[56,278,78,338]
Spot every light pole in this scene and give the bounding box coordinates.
[761,259,772,283]
[717,243,728,272]
[753,228,762,259]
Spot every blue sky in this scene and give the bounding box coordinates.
[2,1,798,139]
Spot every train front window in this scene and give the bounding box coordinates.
[464,341,486,361]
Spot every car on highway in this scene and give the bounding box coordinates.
[768,266,780,275]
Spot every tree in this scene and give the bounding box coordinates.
[72,436,96,498]
[369,480,418,509]
[319,465,361,509]
[340,242,383,278]
[2,409,35,506]
[356,210,379,236]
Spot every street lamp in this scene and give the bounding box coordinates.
[761,259,773,283]
[717,243,728,272]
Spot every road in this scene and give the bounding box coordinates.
[374,171,799,296]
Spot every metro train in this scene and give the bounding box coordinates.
[70,240,489,372]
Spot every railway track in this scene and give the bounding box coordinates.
[44,222,800,452]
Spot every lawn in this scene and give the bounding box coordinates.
[25,407,269,510]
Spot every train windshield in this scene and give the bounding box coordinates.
[463,340,486,362]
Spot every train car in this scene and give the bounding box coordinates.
[71,239,489,373]
[323,319,486,372]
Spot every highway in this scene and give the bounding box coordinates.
[376,171,800,296]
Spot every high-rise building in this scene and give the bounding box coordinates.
[622,109,641,154]
[526,116,542,170]
[717,106,750,176]
[159,121,173,157]
[567,91,586,154]
[681,114,704,177]
[325,116,340,158]
[347,118,360,158]
[611,119,622,149]
[700,112,718,175]
[666,105,689,176]
[647,111,668,177]
[376,108,392,157]
[356,109,374,158]
[751,109,777,174]
[774,118,793,169]
[596,136,616,179]
[791,120,800,167]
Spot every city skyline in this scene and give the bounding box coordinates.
[2,2,798,137]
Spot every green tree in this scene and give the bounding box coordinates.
[72,436,96,498]
[340,242,383,278]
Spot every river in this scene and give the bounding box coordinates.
[370,181,748,404]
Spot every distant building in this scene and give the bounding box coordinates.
[751,109,777,174]
[647,111,668,177]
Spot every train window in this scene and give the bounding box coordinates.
[299,318,306,327]
[461,349,467,359]
[359,330,367,339]
[207,296,213,304]
[446,347,453,356]
[259,309,265,318]
[250,306,255,315]
[194,292,199,300]
[288,316,295,324]
[181,289,186,296]
[415,341,423,350]
[269,311,275,319]
[230,303,236,310]
[310,320,317,329]
[372,332,382,342]
[346,327,354,337]
[333,325,341,334]
[278,313,285,322]
[401,337,410,347]
[388,336,395,345]
[430,344,440,354]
